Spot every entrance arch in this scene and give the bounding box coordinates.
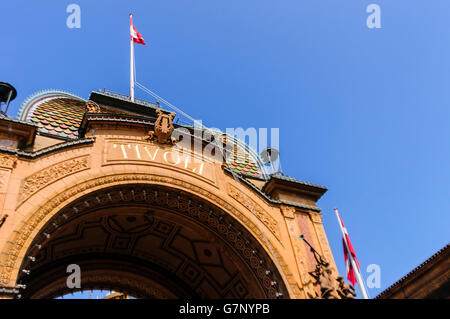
[6,176,290,299]
[0,88,338,300]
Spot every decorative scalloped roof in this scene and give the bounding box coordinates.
[17,90,85,119]
[18,90,87,140]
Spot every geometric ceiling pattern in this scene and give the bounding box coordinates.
[19,184,287,299]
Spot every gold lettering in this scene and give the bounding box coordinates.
[163,151,181,165]
[113,143,131,159]
[192,162,204,175]
[109,142,207,177]
[135,144,141,159]
[143,146,159,161]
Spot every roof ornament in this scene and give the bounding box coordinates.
[85,101,101,113]
[143,109,178,145]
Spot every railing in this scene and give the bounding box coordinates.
[98,89,159,108]
[98,89,194,126]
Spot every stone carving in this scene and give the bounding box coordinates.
[143,110,177,145]
[309,212,323,224]
[0,173,294,295]
[280,205,295,219]
[18,156,90,205]
[305,250,356,299]
[336,275,356,299]
[228,183,281,241]
[301,238,339,299]
[307,258,339,299]
[85,101,101,113]
[0,154,18,169]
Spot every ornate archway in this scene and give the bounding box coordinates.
[0,88,338,299]
[4,176,290,299]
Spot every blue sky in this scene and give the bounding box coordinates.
[1,1,449,298]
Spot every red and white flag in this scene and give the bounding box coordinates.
[130,14,146,45]
[335,208,360,286]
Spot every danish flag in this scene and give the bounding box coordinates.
[335,208,360,286]
[130,14,146,45]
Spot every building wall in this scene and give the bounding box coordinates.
[0,127,339,298]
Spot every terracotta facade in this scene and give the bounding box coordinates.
[0,90,341,299]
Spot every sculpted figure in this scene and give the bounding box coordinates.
[307,253,339,299]
[336,276,356,299]
[85,101,101,113]
[317,261,339,299]
[143,109,177,145]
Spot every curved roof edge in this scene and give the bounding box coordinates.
[17,90,86,121]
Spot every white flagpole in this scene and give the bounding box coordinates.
[334,208,369,299]
[130,14,135,102]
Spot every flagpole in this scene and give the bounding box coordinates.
[334,208,369,299]
[130,14,135,102]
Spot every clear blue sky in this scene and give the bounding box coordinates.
[1,1,449,298]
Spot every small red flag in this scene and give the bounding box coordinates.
[130,15,146,45]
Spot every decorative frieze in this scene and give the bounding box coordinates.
[228,183,281,241]
[18,156,90,204]
[309,212,323,224]
[280,205,296,219]
[0,154,18,169]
